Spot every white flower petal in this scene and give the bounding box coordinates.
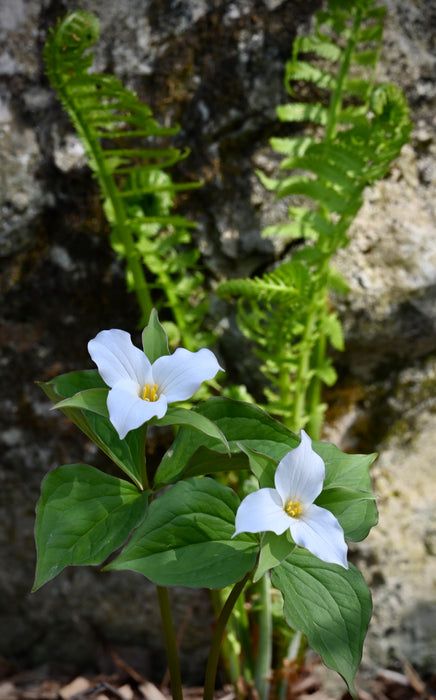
[88,329,152,388]
[234,488,291,537]
[107,383,168,439]
[274,429,325,505]
[152,347,222,403]
[289,503,348,568]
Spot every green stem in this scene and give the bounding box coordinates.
[278,363,290,410]
[210,590,246,690]
[305,331,327,441]
[101,171,153,323]
[139,425,149,491]
[325,6,363,140]
[157,586,183,700]
[288,309,316,433]
[203,574,251,700]
[254,575,272,700]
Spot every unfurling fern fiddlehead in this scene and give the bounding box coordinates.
[218,0,411,437]
[44,12,209,349]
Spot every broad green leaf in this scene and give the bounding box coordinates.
[314,442,377,491]
[142,308,169,362]
[313,442,378,541]
[106,477,258,588]
[152,406,229,453]
[182,446,248,479]
[154,397,298,487]
[34,464,148,590]
[83,411,146,489]
[236,443,277,488]
[39,370,106,402]
[272,550,372,697]
[335,497,378,542]
[316,486,378,541]
[39,371,146,489]
[54,388,109,416]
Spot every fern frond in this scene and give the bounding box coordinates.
[218,0,411,436]
[44,13,196,201]
[45,11,209,349]
[219,260,312,307]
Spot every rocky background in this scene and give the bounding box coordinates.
[0,0,435,693]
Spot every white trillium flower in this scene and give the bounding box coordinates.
[88,329,223,439]
[234,430,348,568]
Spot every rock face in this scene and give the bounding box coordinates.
[0,0,435,685]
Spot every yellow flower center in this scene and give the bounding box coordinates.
[141,383,159,402]
[285,500,302,518]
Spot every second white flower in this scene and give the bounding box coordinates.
[233,430,348,568]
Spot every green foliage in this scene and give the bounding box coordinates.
[272,551,372,698]
[34,345,377,694]
[218,0,412,437]
[33,463,149,590]
[106,477,258,588]
[39,370,147,489]
[44,11,210,348]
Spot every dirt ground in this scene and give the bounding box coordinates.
[1,652,435,700]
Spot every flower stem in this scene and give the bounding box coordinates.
[157,586,183,700]
[139,425,149,491]
[203,573,251,700]
[254,575,272,700]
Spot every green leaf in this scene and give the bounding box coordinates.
[275,177,349,214]
[295,35,342,62]
[316,486,377,541]
[254,530,295,581]
[106,477,258,588]
[286,62,336,91]
[313,442,378,541]
[315,362,337,386]
[262,221,319,241]
[39,371,146,489]
[182,446,248,479]
[270,136,313,157]
[39,370,106,402]
[154,398,298,487]
[276,103,329,126]
[272,550,372,697]
[152,406,229,453]
[315,443,377,491]
[34,464,148,590]
[142,308,169,362]
[236,443,277,488]
[53,388,109,416]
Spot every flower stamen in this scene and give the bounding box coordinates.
[141,383,159,402]
[285,500,302,518]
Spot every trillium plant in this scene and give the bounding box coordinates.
[34,311,377,700]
